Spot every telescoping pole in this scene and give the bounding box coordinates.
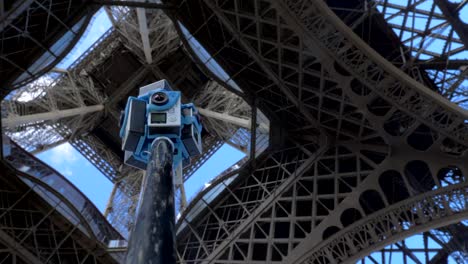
[125,137,176,264]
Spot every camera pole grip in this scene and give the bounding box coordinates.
[125,137,176,264]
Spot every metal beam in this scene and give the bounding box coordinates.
[2,105,104,128]
[395,242,423,264]
[0,0,34,32]
[293,183,468,263]
[412,59,468,70]
[249,100,257,160]
[202,145,327,261]
[202,0,326,136]
[104,182,120,217]
[89,0,175,9]
[0,227,44,264]
[198,108,251,129]
[136,7,152,64]
[428,237,454,264]
[434,0,468,49]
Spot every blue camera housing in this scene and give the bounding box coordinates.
[120,80,202,170]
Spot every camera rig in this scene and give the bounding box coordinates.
[119,80,203,170]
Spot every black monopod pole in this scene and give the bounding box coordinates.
[125,137,176,264]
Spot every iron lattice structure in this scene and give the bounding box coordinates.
[165,0,468,263]
[0,139,123,263]
[0,0,467,263]
[0,0,97,94]
[1,2,265,242]
[2,70,106,153]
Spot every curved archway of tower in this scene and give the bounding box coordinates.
[359,225,467,264]
[0,7,124,244]
[0,6,127,242]
[0,0,99,94]
[373,0,468,110]
[294,181,468,263]
[2,7,113,154]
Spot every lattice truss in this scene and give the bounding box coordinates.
[1,0,467,262]
[359,226,467,264]
[175,139,467,263]
[0,0,93,91]
[106,4,270,156]
[105,4,180,64]
[2,70,106,154]
[104,167,144,240]
[428,222,468,263]
[0,164,116,264]
[0,2,270,242]
[194,80,270,155]
[4,140,122,245]
[166,0,468,263]
[373,0,468,109]
[195,81,251,153]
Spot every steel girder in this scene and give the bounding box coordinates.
[358,0,468,109]
[3,139,123,244]
[0,0,96,93]
[107,6,180,65]
[1,0,466,262]
[0,159,119,263]
[358,226,467,264]
[1,69,116,180]
[164,0,468,263]
[175,141,323,263]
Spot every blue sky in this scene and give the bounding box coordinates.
[36,142,113,211]
[36,141,245,212]
[184,144,245,199]
[55,9,112,69]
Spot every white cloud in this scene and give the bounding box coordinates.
[98,24,107,34]
[62,167,73,177]
[48,143,79,166]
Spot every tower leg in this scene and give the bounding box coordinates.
[125,138,176,264]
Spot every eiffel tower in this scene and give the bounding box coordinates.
[0,0,466,263]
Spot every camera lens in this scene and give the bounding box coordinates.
[151,92,168,105]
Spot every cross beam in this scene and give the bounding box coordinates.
[136,7,152,64]
[2,105,104,128]
[89,0,175,9]
[434,0,468,49]
[202,0,327,141]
